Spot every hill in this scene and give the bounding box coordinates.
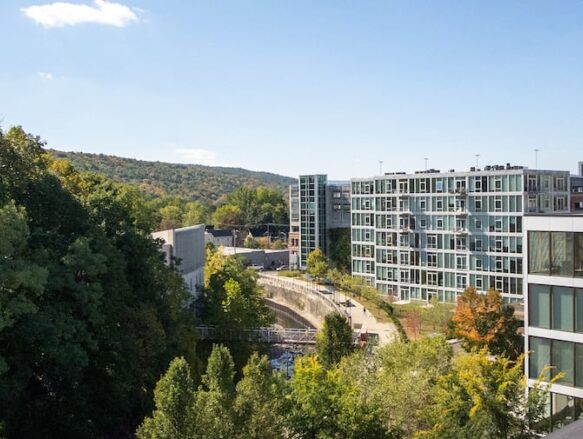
[49,149,296,202]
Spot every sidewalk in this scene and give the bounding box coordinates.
[261,273,398,345]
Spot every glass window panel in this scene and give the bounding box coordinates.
[551,232,574,276]
[576,289,583,333]
[529,231,550,274]
[530,284,551,329]
[553,341,575,385]
[553,287,574,332]
[553,393,575,431]
[575,233,583,277]
[576,344,583,389]
[529,337,551,380]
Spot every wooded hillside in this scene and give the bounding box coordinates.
[49,150,296,202]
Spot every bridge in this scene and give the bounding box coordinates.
[196,325,378,346]
[196,326,319,344]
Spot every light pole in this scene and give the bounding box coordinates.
[475,154,480,168]
[379,160,384,175]
[535,148,540,169]
[424,157,428,171]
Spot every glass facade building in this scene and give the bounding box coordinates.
[525,215,583,434]
[351,167,570,302]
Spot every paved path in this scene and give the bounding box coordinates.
[260,273,398,345]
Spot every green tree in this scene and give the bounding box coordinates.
[159,205,183,230]
[136,357,196,439]
[182,201,210,227]
[418,350,551,439]
[316,312,354,369]
[212,205,242,228]
[201,250,273,328]
[306,248,330,281]
[451,288,521,359]
[193,345,236,439]
[328,228,351,271]
[0,126,198,438]
[234,353,288,439]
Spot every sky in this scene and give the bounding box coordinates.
[1,1,583,179]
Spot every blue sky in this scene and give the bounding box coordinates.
[1,1,583,179]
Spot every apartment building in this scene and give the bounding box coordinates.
[351,165,570,303]
[288,175,351,269]
[525,215,583,433]
[570,162,583,213]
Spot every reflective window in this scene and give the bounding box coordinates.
[530,285,551,329]
[552,341,574,386]
[551,232,574,276]
[576,233,583,277]
[529,337,551,380]
[577,289,583,333]
[529,231,550,274]
[553,287,574,332]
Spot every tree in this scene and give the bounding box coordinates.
[212,205,242,228]
[201,250,273,329]
[328,228,351,271]
[192,345,236,439]
[233,353,288,439]
[182,201,210,227]
[136,357,196,439]
[417,350,551,439]
[0,126,198,438]
[159,205,183,230]
[422,296,452,334]
[306,248,330,281]
[316,312,354,369]
[451,288,521,359]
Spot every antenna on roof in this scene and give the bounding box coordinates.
[534,149,540,169]
[379,160,383,175]
[475,154,480,168]
[424,157,428,171]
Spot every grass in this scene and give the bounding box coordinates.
[277,270,303,278]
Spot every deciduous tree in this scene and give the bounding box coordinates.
[316,312,354,368]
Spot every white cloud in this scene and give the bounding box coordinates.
[175,148,229,167]
[22,0,139,28]
[37,71,53,80]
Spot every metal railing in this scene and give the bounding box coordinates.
[196,325,318,344]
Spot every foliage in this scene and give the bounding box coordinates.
[451,288,521,359]
[136,357,196,439]
[49,149,295,202]
[0,127,198,438]
[233,352,288,439]
[316,312,354,369]
[417,350,551,439]
[192,345,237,439]
[327,228,351,271]
[200,249,273,328]
[306,248,330,281]
[211,204,242,228]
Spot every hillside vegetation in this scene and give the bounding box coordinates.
[49,149,296,202]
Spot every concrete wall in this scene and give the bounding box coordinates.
[258,277,339,329]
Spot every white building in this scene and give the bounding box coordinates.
[152,225,205,296]
[350,166,570,303]
[524,215,583,433]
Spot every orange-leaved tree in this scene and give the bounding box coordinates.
[451,287,521,359]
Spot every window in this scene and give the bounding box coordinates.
[436,180,443,192]
[419,219,426,229]
[427,253,437,267]
[577,234,583,276]
[552,340,574,385]
[436,199,443,211]
[476,258,483,271]
[456,255,466,270]
[428,235,437,249]
[437,218,444,230]
[420,199,427,210]
[529,231,550,274]
[476,277,483,289]
[475,219,482,230]
[495,197,502,212]
[494,178,502,192]
[475,199,482,211]
[578,289,583,333]
[475,238,482,251]
[529,337,551,380]
[553,286,574,332]
[552,232,574,276]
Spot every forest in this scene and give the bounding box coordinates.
[49,149,295,202]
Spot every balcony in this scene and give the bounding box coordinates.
[455,188,468,197]
[455,208,468,216]
[455,228,468,235]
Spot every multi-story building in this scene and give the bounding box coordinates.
[524,215,583,433]
[152,224,206,296]
[288,175,351,269]
[351,165,570,303]
[570,162,583,213]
